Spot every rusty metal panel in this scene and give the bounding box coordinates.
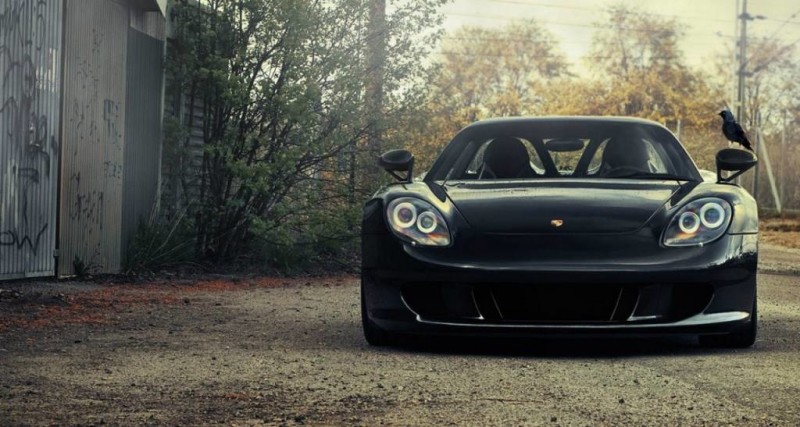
[121,27,163,260]
[58,0,127,276]
[0,0,63,280]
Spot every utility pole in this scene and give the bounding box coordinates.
[735,0,766,196]
[366,0,386,179]
[349,0,385,212]
[781,109,787,205]
[753,110,760,202]
[757,120,783,214]
[732,0,739,107]
[736,0,748,127]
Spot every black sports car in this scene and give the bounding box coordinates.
[361,117,759,348]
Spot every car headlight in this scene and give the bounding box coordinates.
[386,198,451,246]
[663,198,732,247]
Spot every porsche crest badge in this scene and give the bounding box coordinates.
[550,219,564,228]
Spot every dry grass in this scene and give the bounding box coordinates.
[761,231,800,249]
[761,218,800,249]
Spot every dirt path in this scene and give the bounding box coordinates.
[1,259,800,425]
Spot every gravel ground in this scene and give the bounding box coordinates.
[1,251,799,426]
[761,243,800,275]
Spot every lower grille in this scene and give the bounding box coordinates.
[401,283,712,325]
[490,284,626,322]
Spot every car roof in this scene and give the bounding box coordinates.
[423,115,702,182]
[463,116,668,130]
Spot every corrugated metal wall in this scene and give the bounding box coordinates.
[129,8,165,40]
[0,0,63,280]
[58,0,128,276]
[121,26,164,257]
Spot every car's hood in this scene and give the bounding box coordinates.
[444,180,684,234]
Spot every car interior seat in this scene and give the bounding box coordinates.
[481,136,537,179]
[599,136,650,176]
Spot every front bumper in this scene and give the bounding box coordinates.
[362,232,758,338]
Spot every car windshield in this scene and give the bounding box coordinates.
[431,119,700,181]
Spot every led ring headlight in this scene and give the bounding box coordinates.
[385,198,451,247]
[416,211,438,233]
[392,202,417,229]
[678,211,700,234]
[663,197,733,247]
[700,202,725,229]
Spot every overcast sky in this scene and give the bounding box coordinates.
[439,0,800,74]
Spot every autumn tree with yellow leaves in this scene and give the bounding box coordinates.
[407,20,569,170]
[411,5,727,171]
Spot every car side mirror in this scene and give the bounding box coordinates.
[716,148,757,183]
[378,149,415,183]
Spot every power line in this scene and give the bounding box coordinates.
[441,35,724,46]
[768,17,800,26]
[484,0,733,24]
[443,35,578,44]
[736,6,800,78]
[443,11,725,36]
[751,35,800,73]
[433,51,706,60]
[760,7,800,45]
[486,0,594,13]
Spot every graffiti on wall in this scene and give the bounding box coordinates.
[0,0,60,273]
[62,18,125,274]
[103,98,123,181]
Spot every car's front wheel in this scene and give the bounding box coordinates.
[361,281,397,346]
[700,298,757,348]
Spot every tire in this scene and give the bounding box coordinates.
[700,298,757,349]
[361,281,396,346]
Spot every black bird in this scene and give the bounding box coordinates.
[719,110,753,152]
